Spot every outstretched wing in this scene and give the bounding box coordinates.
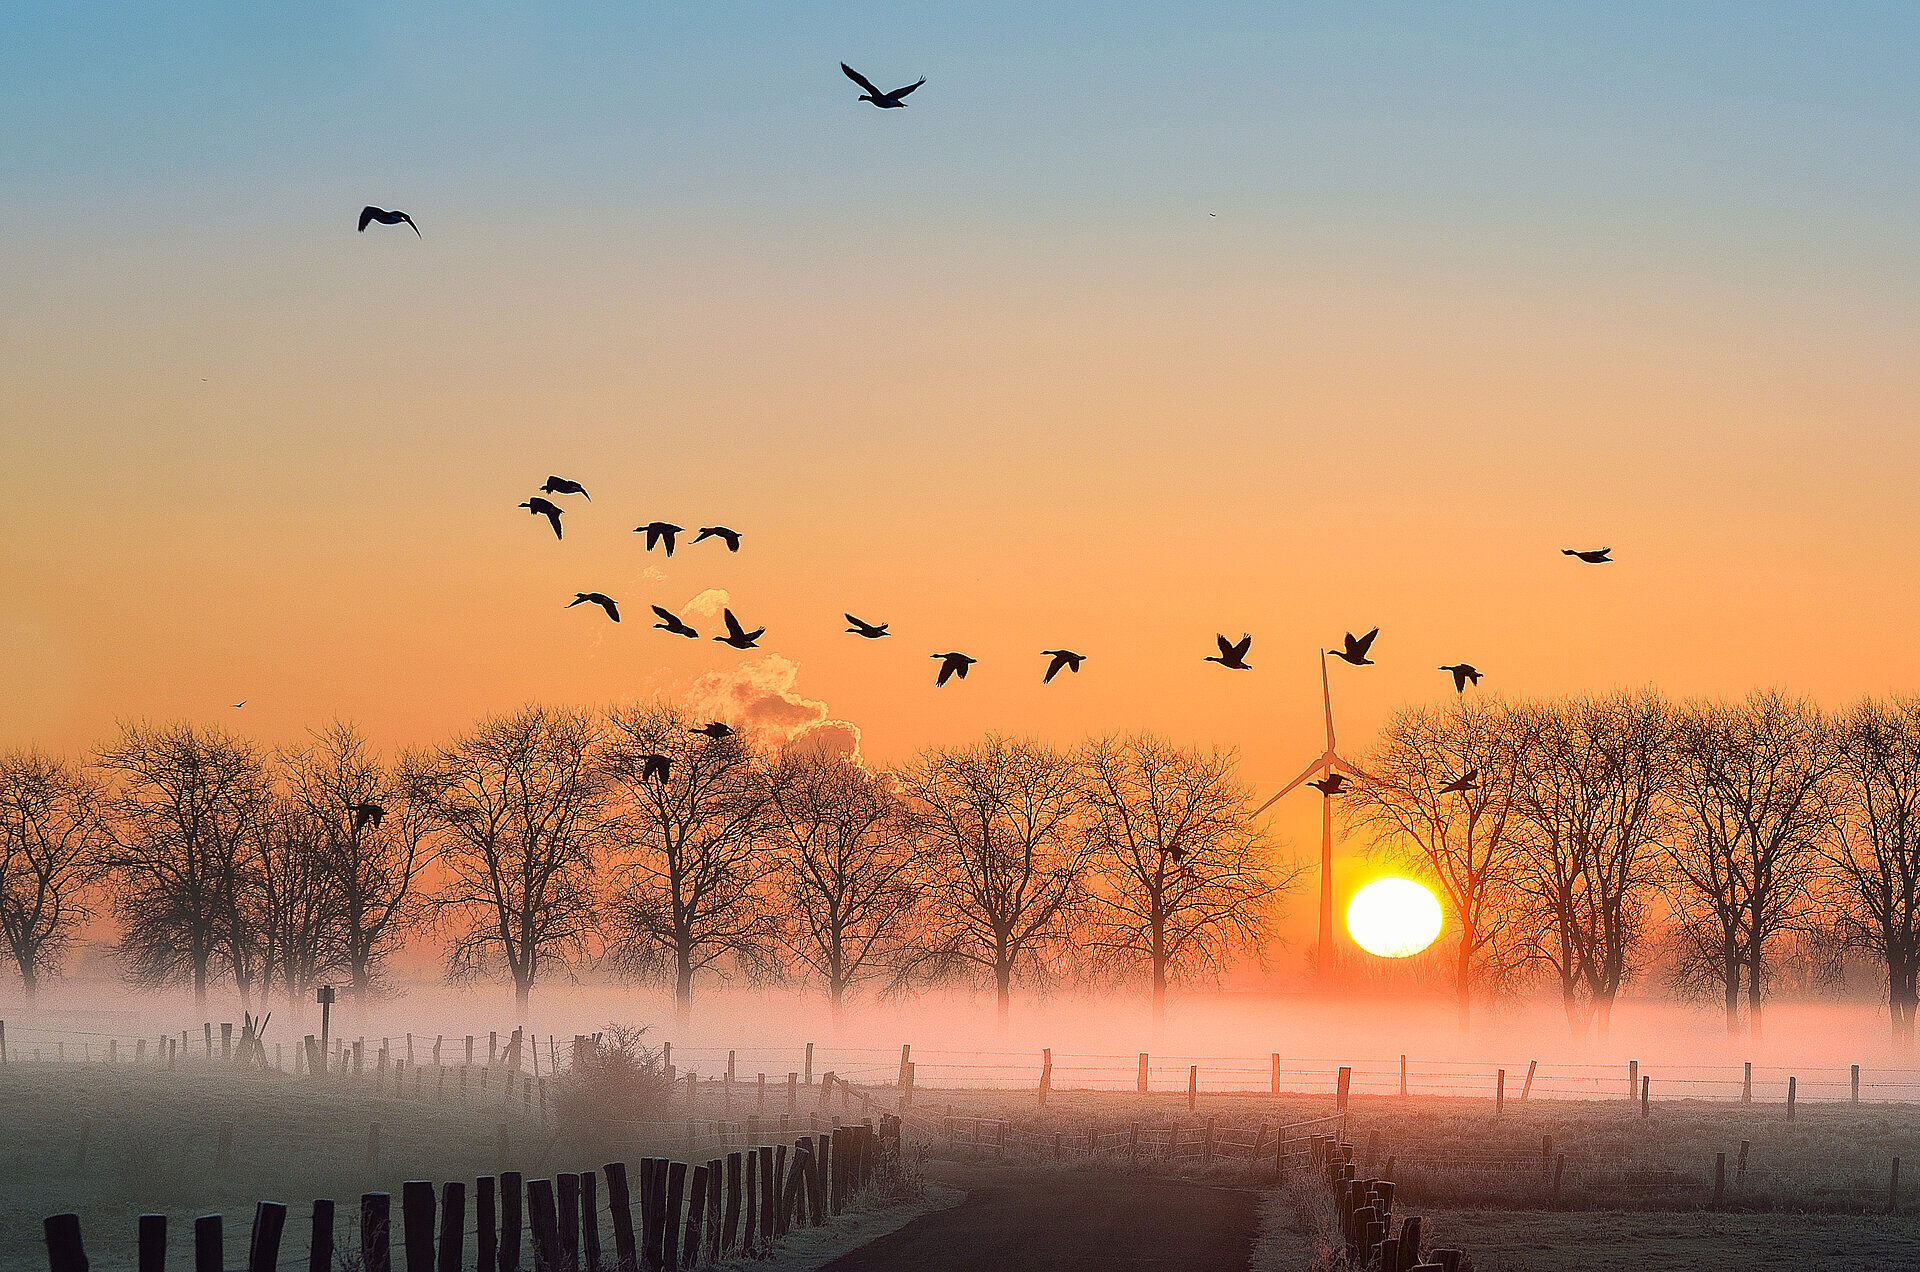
[652,605,677,624]
[1230,633,1253,659]
[1044,654,1066,684]
[1353,627,1379,655]
[723,609,746,640]
[890,77,927,99]
[937,660,955,686]
[544,510,562,539]
[401,212,421,237]
[841,62,881,96]
[358,206,379,231]
[603,599,620,622]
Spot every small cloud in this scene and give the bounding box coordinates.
[682,589,731,621]
[640,566,667,584]
[683,654,863,762]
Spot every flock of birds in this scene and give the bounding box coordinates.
[345,61,1621,776]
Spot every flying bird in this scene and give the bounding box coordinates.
[232,701,246,709]
[932,652,976,686]
[693,526,742,552]
[841,62,926,108]
[715,609,765,650]
[357,206,420,236]
[641,754,671,783]
[1041,650,1086,684]
[519,497,564,540]
[1205,633,1253,670]
[651,606,698,638]
[1441,770,1479,794]
[845,615,890,639]
[691,722,736,741]
[1564,547,1613,564]
[1439,663,1483,693]
[1308,773,1350,797]
[1331,628,1380,666]
[349,802,386,832]
[636,522,683,555]
[568,593,620,622]
[541,476,589,500]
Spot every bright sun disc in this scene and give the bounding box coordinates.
[1346,877,1443,958]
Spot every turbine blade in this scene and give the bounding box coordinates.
[1253,755,1334,816]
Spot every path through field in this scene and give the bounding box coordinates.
[821,1163,1263,1272]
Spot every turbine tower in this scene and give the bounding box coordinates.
[1254,650,1368,981]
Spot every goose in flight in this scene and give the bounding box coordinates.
[641,754,671,783]
[349,802,386,832]
[1308,773,1349,797]
[1331,628,1379,666]
[715,609,765,650]
[932,652,976,686]
[636,522,683,555]
[1440,770,1479,794]
[693,526,742,552]
[1041,650,1086,684]
[846,615,890,639]
[358,206,420,236]
[1205,633,1253,670]
[1564,547,1612,564]
[519,497,564,540]
[1439,663,1482,693]
[541,476,589,500]
[650,606,699,638]
[568,593,620,622]
[232,701,247,709]
[691,721,736,741]
[841,62,925,108]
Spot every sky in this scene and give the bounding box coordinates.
[4,4,1919,957]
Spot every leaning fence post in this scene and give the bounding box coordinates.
[248,1203,288,1272]
[1336,1066,1351,1111]
[527,1180,561,1272]
[139,1214,166,1272]
[1640,1075,1649,1119]
[195,1215,222,1272]
[45,1213,89,1272]
[605,1163,636,1272]
[1188,1065,1198,1111]
[1521,1059,1537,1101]
[1787,1075,1797,1121]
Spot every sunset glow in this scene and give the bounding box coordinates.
[1346,877,1443,959]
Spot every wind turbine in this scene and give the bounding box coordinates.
[1253,650,1370,981]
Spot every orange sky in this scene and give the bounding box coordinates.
[5,8,1919,967]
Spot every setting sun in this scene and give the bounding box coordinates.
[1346,877,1444,959]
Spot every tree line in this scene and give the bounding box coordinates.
[0,705,1287,1028]
[1353,690,1920,1046]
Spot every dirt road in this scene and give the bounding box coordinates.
[821,1163,1264,1272]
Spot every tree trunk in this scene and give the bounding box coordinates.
[995,964,1011,1030]
[1746,940,1765,1048]
[1594,993,1615,1044]
[829,981,846,1032]
[18,961,38,998]
[1454,925,1473,1035]
[1722,938,1741,1042]
[514,978,531,1022]
[675,949,694,1031]
[1151,959,1168,1033]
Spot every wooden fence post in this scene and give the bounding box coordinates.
[248,1203,287,1272]
[1137,1053,1149,1093]
[308,1200,334,1272]
[362,1197,392,1272]
[1039,1049,1052,1105]
[1522,1059,1537,1101]
[45,1214,89,1272]
[1787,1076,1797,1121]
[1188,1065,1198,1111]
[666,1161,689,1272]
[683,1165,709,1264]
[579,1173,600,1272]
[439,1183,466,1272]
[1336,1067,1351,1111]
[139,1214,166,1272]
[1743,1061,1752,1105]
[1852,1064,1861,1104]
[1273,1054,1284,1096]
[1496,1068,1506,1114]
[402,1181,436,1272]
[722,1154,742,1253]
[500,1173,524,1272]
[1628,1059,1637,1099]
[527,1179,561,1272]
[1640,1075,1649,1118]
[604,1163,635,1272]
[1398,1054,1407,1099]
[477,1177,498,1272]
[556,1175,580,1272]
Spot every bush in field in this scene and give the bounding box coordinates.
[856,1139,928,1208]
[552,1023,674,1151]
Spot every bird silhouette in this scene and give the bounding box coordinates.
[1205,633,1253,670]
[349,802,386,832]
[715,609,765,650]
[636,522,682,555]
[358,206,420,236]
[693,526,742,552]
[691,722,736,741]
[1165,844,1190,862]
[846,615,890,639]
[541,476,589,500]
[1440,663,1483,693]
[232,701,246,709]
[932,652,976,686]
[1041,650,1086,684]
[641,754,671,783]
[1331,629,1380,666]
[1564,547,1612,564]
[519,497,564,540]
[650,606,699,638]
[1308,773,1350,797]
[841,63,925,108]
[569,593,620,622]
[1441,770,1479,794]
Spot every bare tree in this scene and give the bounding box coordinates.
[97,721,266,1009]
[247,796,343,1009]
[281,723,430,1012]
[1348,700,1527,1033]
[903,737,1092,1028]
[1078,735,1288,1029]
[1508,693,1674,1041]
[421,705,607,1018]
[763,745,921,1026]
[601,702,778,1029]
[1666,692,1838,1043]
[1827,696,1920,1047]
[0,750,108,994]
